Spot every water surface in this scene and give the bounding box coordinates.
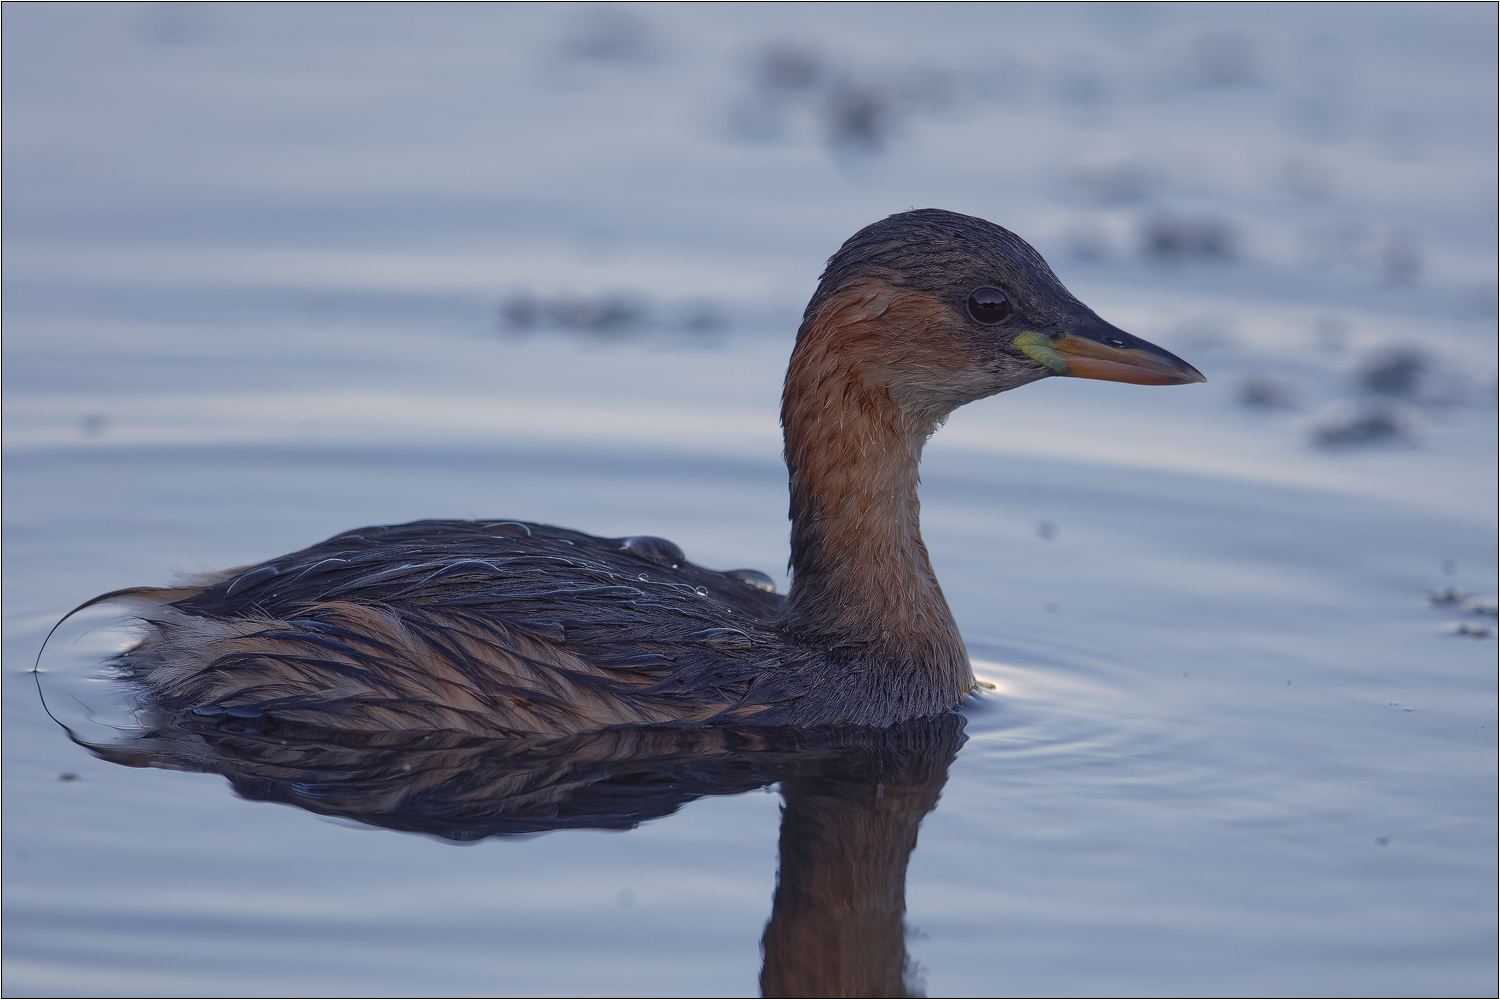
[5,5,1496,997]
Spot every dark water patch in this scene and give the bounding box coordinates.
[726,41,967,157]
[499,290,727,345]
[1064,161,1162,207]
[1312,408,1408,448]
[1186,32,1261,88]
[1237,375,1299,410]
[136,2,215,47]
[1141,214,1238,262]
[1448,621,1492,638]
[1359,348,1427,397]
[558,7,661,65]
[1428,587,1498,618]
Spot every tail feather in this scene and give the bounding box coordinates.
[37,585,206,672]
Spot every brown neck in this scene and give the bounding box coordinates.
[780,283,972,701]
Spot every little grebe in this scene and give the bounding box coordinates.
[71,209,1203,736]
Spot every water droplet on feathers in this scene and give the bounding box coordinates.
[618,536,685,569]
[725,569,776,593]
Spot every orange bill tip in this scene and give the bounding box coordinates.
[1050,332,1206,386]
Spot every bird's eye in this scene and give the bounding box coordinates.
[1103,335,1127,347]
[967,287,1011,325]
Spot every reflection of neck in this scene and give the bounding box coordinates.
[759,773,945,998]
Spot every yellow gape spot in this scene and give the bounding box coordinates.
[1013,331,1070,374]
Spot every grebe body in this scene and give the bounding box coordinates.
[73,209,1203,736]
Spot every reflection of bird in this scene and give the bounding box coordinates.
[70,209,1202,736]
[80,705,963,995]
[81,706,963,843]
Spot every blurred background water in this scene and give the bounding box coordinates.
[4,3,1496,997]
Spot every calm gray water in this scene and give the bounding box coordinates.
[5,5,1496,997]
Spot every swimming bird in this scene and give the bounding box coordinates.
[72,209,1203,737]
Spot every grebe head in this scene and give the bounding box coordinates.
[780,210,1204,695]
[795,208,1204,425]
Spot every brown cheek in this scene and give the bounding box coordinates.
[789,281,1004,427]
[812,284,982,367]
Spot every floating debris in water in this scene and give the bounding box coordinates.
[1464,597,1498,617]
[727,42,965,157]
[1427,589,1495,615]
[558,8,660,64]
[499,292,726,345]
[756,43,824,94]
[1066,161,1160,206]
[674,301,728,335]
[1311,408,1407,448]
[822,80,894,153]
[1188,32,1260,87]
[1429,586,1466,606]
[1359,349,1426,397]
[1237,376,1298,410]
[726,44,824,142]
[1432,587,1497,637]
[1380,230,1423,284]
[544,294,647,332]
[1141,214,1238,261]
[136,4,212,46]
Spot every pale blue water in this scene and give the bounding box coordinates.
[5,5,1496,997]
